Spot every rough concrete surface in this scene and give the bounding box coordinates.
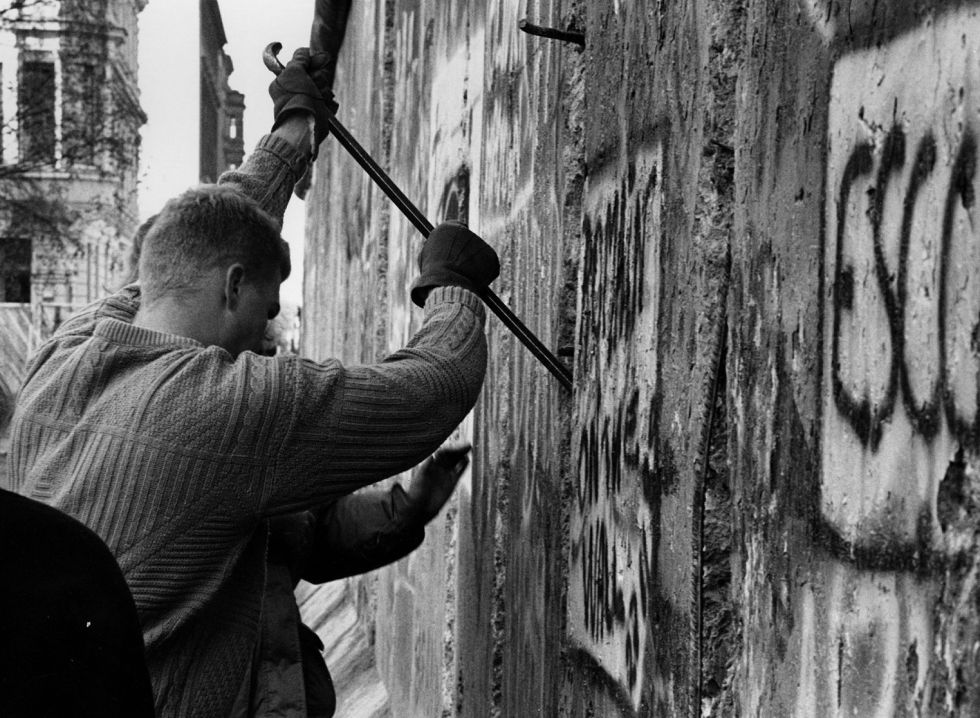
[299,0,980,715]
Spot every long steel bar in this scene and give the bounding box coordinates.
[324,114,574,391]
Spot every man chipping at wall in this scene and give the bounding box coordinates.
[4,49,499,717]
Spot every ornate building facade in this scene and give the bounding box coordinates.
[0,0,146,375]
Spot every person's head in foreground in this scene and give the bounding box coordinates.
[137,185,290,357]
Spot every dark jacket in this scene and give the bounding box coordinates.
[0,488,155,717]
[247,484,425,717]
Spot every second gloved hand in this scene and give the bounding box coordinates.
[410,221,500,307]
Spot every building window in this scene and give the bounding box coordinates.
[0,237,32,303]
[62,62,102,165]
[18,61,56,165]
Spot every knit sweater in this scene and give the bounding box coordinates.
[5,135,488,717]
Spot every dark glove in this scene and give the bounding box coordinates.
[410,221,500,307]
[268,48,339,156]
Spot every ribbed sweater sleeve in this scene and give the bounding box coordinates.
[261,285,487,515]
[218,134,306,224]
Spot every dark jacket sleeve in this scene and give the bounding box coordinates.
[267,484,426,585]
[302,484,425,583]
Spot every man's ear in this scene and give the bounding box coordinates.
[224,264,246,310]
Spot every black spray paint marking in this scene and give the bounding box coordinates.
[573,155,665,702]
[832,125,980,450]
[939,130,978,448]
[821,125,980,570]
[578,515,654,690]
[579,165,656,367]
[577,385,654,639]
[438,166,470,223]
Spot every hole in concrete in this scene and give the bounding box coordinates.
[905,640,918,693]
[937,448,968,532]
[837,636,845,708]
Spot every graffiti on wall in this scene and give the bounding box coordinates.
[821,8,980,553]
[569,143,664,711]
[809,10,980,715]
[438,167,470,224]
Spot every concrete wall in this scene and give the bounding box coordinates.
[302,0,980,715]
[733,1,980,715]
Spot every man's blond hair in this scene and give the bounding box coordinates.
[139,185,290,298]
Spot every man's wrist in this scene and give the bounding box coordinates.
[271,113,315,158]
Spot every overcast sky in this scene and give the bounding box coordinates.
[217,1,312,304]
[214,0,313,150]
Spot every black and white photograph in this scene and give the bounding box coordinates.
[1,1,979,716]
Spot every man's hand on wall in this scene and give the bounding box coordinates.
[406,440,471,523]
